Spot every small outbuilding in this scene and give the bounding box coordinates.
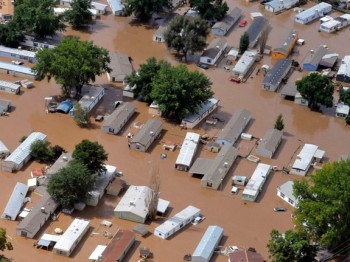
[89,245,107,261]
[91,2,108,15]
[102,102,135,135]
[232,175,248,186]
[295,2,332,24]
[290,144,325,176]
[129,119,163,152]
[0,99,11,114]
[107,52,134,82]
[272,30,298,60]
[336,55,350,83]
[192,225,224,262]
[2,182,29,221]
[56,100,73,114]
[199,38,228,66]
[246,16,268,48]
[277,181,298,208]
[336,103,350,118]
[175,132,201,171]
[256,129,283,159]
[211,7,242,36]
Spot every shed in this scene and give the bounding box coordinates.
[290,144,325,176]
[2,182,28,220]
[45,152,72,178]
[232,175,248,186]
[0,99,11,114]
[0,140,10,158]
[262,59,292,92]
[246,16,268,48]
[256,129,283,158]
[181,98,219,129]
[295,3,332,24]
[264,0,299,14]
[302,45,328,71]
[154,205,201,239]
[107,52,134,82]
[192,225,224,262]
[242,163,272,202]
[157,198,170,216]
[130,119,162,152]
[211,7,242,36]
[336,103,350,118]
[190,145,239,190]
[0,61,37,79]
[56,100,73,114]
[212,109,251,150]
[107,0,124,16]
[102,102,135,135]
[89,245,107,261]
[272,30,298,60]
[114,185,152,223]
[232,50,257,78]
[132,224,149,237]
[0,45,37,63]
[106,178,127,196]
[336,55,350,83]
[98,230,135,261]
[175,132,201,171]
[16,193,58,238]
[199,38,228,66]
[0,80,21,94]
[53,218,90,257]
[70,85,105,116]
[277,181,298,208]
[2,132,47,173]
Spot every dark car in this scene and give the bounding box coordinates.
[197,63,209,70]
[274,207,287,212]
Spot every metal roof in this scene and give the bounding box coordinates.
[280,83,297,97]
[232,50,257,76]
[273,30,298,56]
[192,225,224,260]
[100,230,135,261]
[320,53,339,68]
[78,85,104,110]
[212,7,242,33]
[0,99,11,113]
[201,38,227,59]
[56,100,73,113]
[265,0,297,9]
[242,163,271,197]
[91,1,108,11]
[130,119,162,147]
[182,98,219,124]
[102,102,135,132]
[89,245,107,260]
[256,129,283,154]
[292,144,323,170]
[246,16,267,46]
[0,61,35,76]
[2,182,29,220]
[295,2,332,20]
[336,103,350,115]
[157,198,170,214]
[108,52,134,81]
[0,140,9,154]
[0,45,36,58]
[216,109,251,144]
[54,218,90,253]
[277,181,298,205]
[0,80,21,91]
[4,132,47,165]
[262,59,292,90]
[108,0,123,13]
[175,132,201,167]
[337,55,350,77]
[46,152,72,177]
[303,45,328,69]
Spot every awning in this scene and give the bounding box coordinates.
[89,245,107,260]
[37,239,50,248]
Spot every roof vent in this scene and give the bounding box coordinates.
[41,207,46,213]
[62,156,68,161]
[310,49,314,54]
[150,131,154,136]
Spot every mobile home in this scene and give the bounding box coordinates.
[211,7,241,36]
[70,85,105,116]
[0,80,21,95]
[277,181,298,208]
[107,0,124,16]
[175,132,201,171]
[0,61,37,79]
[272,30,298,60]
[264,0,298,14]
[336,55,350,83]
[102,102,135,135]
[262,59,292,92]
[129,119,162,152]
[231,50,257,79]
[107,52,134,82]
[290,144,325,176]
[0,45,37,63]
[2,182,28,220]
[256,129,283,159]
[246,16,268,48]
[199,38,228,66]
[295,3,332,24]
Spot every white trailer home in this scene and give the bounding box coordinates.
[0,61,37,79]
[53,218,90,257]
[2,132,47,173]
[277,181,298,208]
[242,163,272,202]
[175,132,201,171]
[0,45,37,63]
[2,182,28,220]
[319,14,350,33]
[70,85,104,116]
[232,50,257,79]
[107,0,124,16]
[290,144,325,176]
[154,205,200,239]
[0,80,21,94]
[295,3,332,25]
[264,0,299,14]
[199,38,227,66]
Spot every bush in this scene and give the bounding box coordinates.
[73,103,90,128]
[30,140,54,164]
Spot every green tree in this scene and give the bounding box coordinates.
[64,0,93,29]
[30,140,54,163]
[122,0,170,21]
[47,162,95,207]
[73,102,90,128]
[296,73,334,109]
[267,229,316,262]
[293,160,350,250]
[12,0,65,37]
[0,22,25,48]
[189,0,229,21]
[346,114,350,125]
[72,140,108,174]
[239,32,249,54]
[339,88,350,106]
[124,57,164,103]
[274,114,285,131]
[164,16,209,62]
[33,37,111,97]
[0,228,13,252]
[151,62,214,120]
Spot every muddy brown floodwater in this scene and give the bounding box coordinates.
[1,0,350,261]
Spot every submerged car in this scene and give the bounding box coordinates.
[197,63,209,70]
[274,207,287,212]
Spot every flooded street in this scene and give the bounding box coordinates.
[1,1,350,261]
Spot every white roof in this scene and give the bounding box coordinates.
[155,205,200,235]
[87,165,115,197]
[54,218,90,252]
[91,1,108,11]
[0,45,36,58]
[157,198,170,214]
[192,225,224,260]
[320,15,333,23]
[54,7,69,14]
[227,49,239,58]
[0,61,35,76]
[340,14,350,21]
[0,80,21,91]
[5,132,47,165]
[336,103,350,115]
[337,55,350,77]
[89,8,98,15]
[108,0,123,13]
[0,140,9,153]
[232,50,257,76]
[40,233,62,243]
[89,245,107,260]
[242,163,271,197]
[277,181,298,205]
[114,186,151,219]
[27,178,37,187]
[292,144,320,170]
[2,182,29,220]
[295,2,331,20]
[175,132,200,167]
[321,19,341,29]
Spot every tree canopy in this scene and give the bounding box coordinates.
[13,0,65,38]
[47,162,95,207]
[296,73,334,109]
[274,114,284,131]
[267,229,316,262]
[189,0,229,21]
[164,16,209,62]
[293,160,350,250]
[340,88,350,106]
[122,0,170,21]
[30,140,54,164]
[72,140,108,174]
[151,62,213,120]
[63,0,93,29]
[73,102,90,128]
[33,37,111,97]
[239,32,249,55]
[0,22,25,48]
[0,228,13,252]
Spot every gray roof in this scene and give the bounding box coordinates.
[216,109,251,144]
[256,129,283,153]
[201,38,227,59]
[103,102,135,132]
[182,98,219,124]
[277,181,297,204]
[0,99,11,113]
[273,30,298,56]
[108,52,134,81]
[45,152,72,178]
[246,17,267,46]
[212,7,241,32]
[0,140,9,154]
[189,158,213,175]
[280,83,297,97]
[303,46,328,68]
[2,182,29,220]
[192,225,224,260]
[130,119,162,146]
[262,59,292,90]
[16,193,58,235]
[320,53,339,68]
